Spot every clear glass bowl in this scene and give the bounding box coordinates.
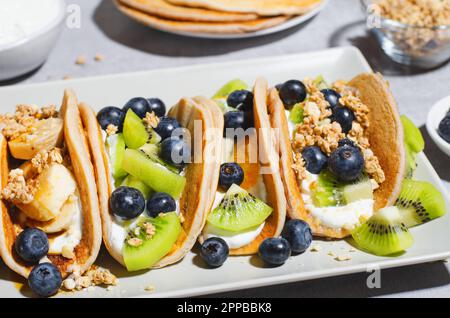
[361,0,450,68]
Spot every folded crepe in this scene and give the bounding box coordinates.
[0,90,102,278]
[267,73,406,238]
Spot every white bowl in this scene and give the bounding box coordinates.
[0,0,66,81]
[426,95,450,157]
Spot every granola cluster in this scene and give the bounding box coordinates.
[106,124,118,136]
[143,111,160,129]
[126,221,156,247]
[62,265,118,291]
[0,169,38,204]
[31,148,64,173]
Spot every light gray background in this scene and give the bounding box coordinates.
[2,0,450,298]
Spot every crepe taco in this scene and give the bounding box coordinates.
[0,90,103,295]
[197,78,287,255]
[81,96,219,271]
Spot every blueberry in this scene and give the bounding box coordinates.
[331,106,355,133]
[227,90,254,112]
[28,263,62,297]
[338,138,357,148]
[146,192,176,218]
[438,116,450,143]
[279,80,307,108]
[320,89,341,110]
[258,237,291,266]
[301,146,328,174]
[97,107,125,131]
[160,137,191,168]
[147,98,166,117]
[219,163,244,190]
[281,220,312,254]
[275,83,283,91]
[200,237,229,267]
[329,146,364,182]
[224,111,245,136]
[110,186,145,220]
[15,228,49,264]
[154,116,182,141]
[123,97,152,118]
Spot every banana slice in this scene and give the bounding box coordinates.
[8,118,63,160]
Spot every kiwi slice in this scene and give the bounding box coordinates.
[123,212,181,271]
[401,115,425,178]
[123,109,149,149]
[106,133,127,179]
[352,206,414,256]
[122,175,153,199]
[395,179,446,227]
[289,103,304,124]
[213,79,248,99]
[139,143,178,174]
[207,184,272,232]
[122,149,186,199]
[147,128,162,145]
[313,75,329,90]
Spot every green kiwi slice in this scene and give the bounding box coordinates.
[123,109,149,149]
[123,212,181,271]
[213,79,248,99]
[396,179,446,227]
[207,184,273,232]
[122,175,153,199]
[401,115,425,178]
[139,143,178,174]
[289,103,304,124]
[352,207,414,256]
[106,133,128,179]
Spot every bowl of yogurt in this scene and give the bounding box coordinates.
[0,0,66,81]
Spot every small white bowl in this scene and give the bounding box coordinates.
[426,95,450,157]
[0,0,66,82]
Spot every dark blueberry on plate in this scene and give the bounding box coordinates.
[338,138,357,148]
[154,116,182,141]
[123,97,151,118]
[147,98,166,117]
[160,137,191,168]
[28,263,62,297]
[227,90,254,112]
[329,145,364,182]
[147,192,177,218]
[279,80,307,108]
[438,116,450,143]
[219,162,244,190]
[331,106,355,134]
[320,89,341,110]
[224,111,246,136]
[200,237,229,267]
[258,237,291,266]
[97,106,125,131]
[281,220,312,254]
[15,228,49,264]
[110,186,145,220]
[301,146,328,174]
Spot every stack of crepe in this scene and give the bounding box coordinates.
[114,0,323,34]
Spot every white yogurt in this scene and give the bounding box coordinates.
[0,0,63,47]
[203,222,265,249]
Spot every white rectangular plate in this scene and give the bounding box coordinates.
[1,47,449,298]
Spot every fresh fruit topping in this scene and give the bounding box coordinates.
[123,149,186,199]
[219,162,244,190]
[106,133,127,179]
[200,237,229,267]
[123,109,149,149]
[110,186,146,220]
[281,219,312,254]
[352,206,413,256]
[213,79,248,99]
[405,148,417,178]
[28,263,62,297]
[207,184,272,232]
[289,103,304,124]
[123,212,181,271]
[123,97,151,118]
[331,106,355,134]
[154,116,182,141]
[147,98,166,117]
[227,90,254,111]
[329,145,364,182]
[97,107,125,132]
[396,179,446,227]
[258,237,291,266]
[342,177,373,204]
[438,116,450,143]
[313,75,329,90]
[160,137,191,169]
[27,198,78,234]
[8,118,64,160]
[401,115,425,153]
[15,228,49,263]
[320,89,341,110]
[148,129,162,145]
[19,164,76,222]
[139,143,179,173]
[121,175,152,199]
[338,138,357,148]
[147,192,176,218]
[301,146,328,174]
[279,80,307,108]
[224,111,246,133]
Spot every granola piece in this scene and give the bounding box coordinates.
[143,112,159,129]
[31,148,64,173]
[106,124,118,136]
[292,153,307,181]
[1,169,38,204]
[75,55,87,65]
[362,148,386,184]
[94,54,105,62]
[62,266,118,291]
[339,94,369,129]
[127,237,143,247]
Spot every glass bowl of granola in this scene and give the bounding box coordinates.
[361,0,450,68]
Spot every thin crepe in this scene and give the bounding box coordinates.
[0,90,102,278]
[268,73,406,239]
